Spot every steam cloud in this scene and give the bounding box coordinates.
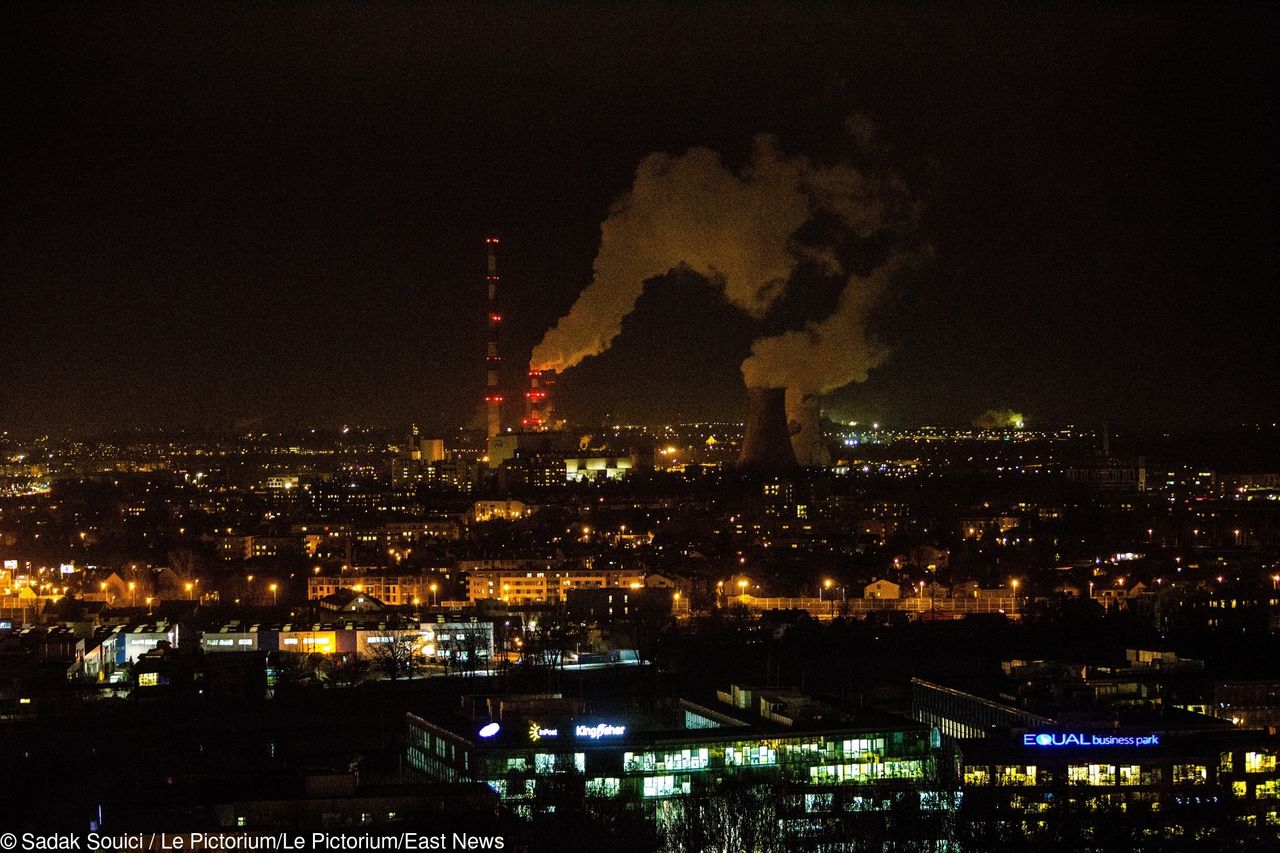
[741,251,914,394]
[973,409,1027,430]
[532,118,919,421]
[531,127,909,375]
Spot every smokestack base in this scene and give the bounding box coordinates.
[738,387,798,472]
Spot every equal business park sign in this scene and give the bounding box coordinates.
[1022,732,1161,748]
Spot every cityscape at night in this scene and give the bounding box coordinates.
[2,3,1277,852]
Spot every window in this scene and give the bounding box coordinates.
[1245,752,1278,774]
[804,793,833,813]
[996,765,1037,786]
[1172,764,1207,785]
[643,775,679,797]
[586,777,620,798]
[1231,780,1247,798]
[1118,765,1142,786]
[1257,779,1280,800]
[656,748,710,771]
[1219,752,1234,773]
[726,744,777,767]
[963,766,990,786]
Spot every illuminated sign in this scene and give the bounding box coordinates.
[3,559,17,570]
[528,722,559,742]
[478,722,501,738]
[59,563,76,575]
[1023,732,1160,748]
[575,723,626,740]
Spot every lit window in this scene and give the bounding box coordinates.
[996,765,1037,786]
[1172,764,1208,785]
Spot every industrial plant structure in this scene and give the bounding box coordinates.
[483,236,503,440]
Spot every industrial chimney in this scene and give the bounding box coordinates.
[738,387,798,471]
[522,369,554,431]
[483,237,503,439]
[787,388,831,467]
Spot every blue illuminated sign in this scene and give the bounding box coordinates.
[1023,732,1160,748]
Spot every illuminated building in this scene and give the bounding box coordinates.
[80,622,181,681]
[406,683,941,824]
[913,673,1280,837]
[472,499,532,522]
[564,455,634,482]
[466,568,647,605]
[307,574,429,607]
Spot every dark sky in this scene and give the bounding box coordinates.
[2,3,1275,435]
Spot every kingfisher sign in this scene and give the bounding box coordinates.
[1023,732,1160,748]
[575,723,626,739]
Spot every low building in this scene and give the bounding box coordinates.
[466,568,646,605]
[472,500,532,522]
[406,683,942,826]
[864,579,900,599]
[308,574,427,607]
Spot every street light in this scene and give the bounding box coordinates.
[269,582,279,606]
[820,578,833,601]
[128,581,136,607]
[430,581,438,607]
[184,581,194,601]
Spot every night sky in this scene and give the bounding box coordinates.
[2,3,1275,435]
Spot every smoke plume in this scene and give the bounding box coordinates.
[973,409,1027,430]
[741,250,914,394]
[531,129,908,374]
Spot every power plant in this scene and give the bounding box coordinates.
[787,388,831,467]
[737,386,797,471]
[476,236,832,476]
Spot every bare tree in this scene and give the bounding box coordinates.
[657,778,786,853]
[317,651,370,688]
[365,629,422,680]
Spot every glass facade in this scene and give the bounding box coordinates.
[406,713,937,814]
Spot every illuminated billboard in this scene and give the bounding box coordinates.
[1022,732,1160,748]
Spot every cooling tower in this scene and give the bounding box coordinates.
[787,388,831,467]
[738,387,798,471]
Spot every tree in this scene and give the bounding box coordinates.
[656,778,787,853]
[317,652,370,688]
[366,630,422,680]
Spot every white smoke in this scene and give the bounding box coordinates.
[531,127,909,374]
[741,250,918,394]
